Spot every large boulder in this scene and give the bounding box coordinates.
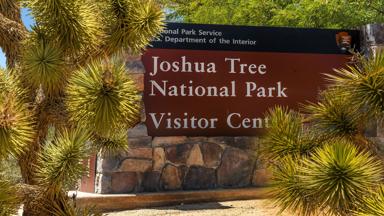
[217,148,253,187]
[183,166,216,190]
[142,171,161,192]
[111,172,138,193]
[128,136,152,148]
[153,147,166,171]
[119,158,152,172]
[200,142,224,168]
[152,136,188,147]
[186,144,204,166]
[160,164,187,190]
[164,144,193,164]
[252,168,272,187]
[122,147,152,159]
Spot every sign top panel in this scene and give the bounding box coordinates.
[149,22,360,54]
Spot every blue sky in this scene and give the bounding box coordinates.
[0,8,35,69]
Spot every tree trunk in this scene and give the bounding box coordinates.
[0,3,39,215]
[0,1,27,68]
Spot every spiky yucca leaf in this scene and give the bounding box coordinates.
[304,89,363,139]
[0,68,27,101]
[262,106,319,160]
[326,52,384,117]
[36,128,91,189]
[46,203,102,216]
[360,50,384,75]
[0,70,35,158]
[94,129,129,156]
[301,139,383,216]
[27,0,103,56]
[22,41,67,96]
[66,58,140,138]
[0,179,20,216]
[272,156,319,216]
[40,189,101,216]
[106,0,164,54]
[356,185,384,216]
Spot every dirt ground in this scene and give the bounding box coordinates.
[103,199,292,216]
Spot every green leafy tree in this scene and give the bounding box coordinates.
[0,0,164,215]
[163,0,384,28]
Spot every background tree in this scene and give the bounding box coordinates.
[162,0,384,28]
[0,0,164,215]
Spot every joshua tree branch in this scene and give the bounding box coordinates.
[0,12,26,43]
[0,11,28,68]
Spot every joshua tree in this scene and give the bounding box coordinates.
[0,0,164,215]
[263,53,384,215]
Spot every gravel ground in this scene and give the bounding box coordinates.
[103,199,292,216]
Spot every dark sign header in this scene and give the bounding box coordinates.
[149,22,360,54]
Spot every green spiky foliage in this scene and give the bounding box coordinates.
[326,52,384,118]
[0,0,164,214]
[301,139,383,216]
[66,58,140,138]
[35,128,92,215]
[304,89,364,139]
[39,189,101,216]
[356,185,384,216]
[0,70,35,158]
[0,179,20,216]
[273,139,384,216]
[36,128,91,189]
[41,192,102,216]
[22,40,67,97]
[106,0,165,54]
[27,0,103,56]
[0,69,32,214]
[94,129,129,156]
[271,156,319,216]
[262,106,320,160]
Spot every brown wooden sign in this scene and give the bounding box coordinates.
[142,23,359,136]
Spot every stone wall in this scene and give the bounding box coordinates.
[94,55,271,194]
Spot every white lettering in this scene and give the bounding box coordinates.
[149,112,218,129]
[149,80,236,97]
[227,113,269,129]
[149,113,165,128]
[227,113,241,129]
